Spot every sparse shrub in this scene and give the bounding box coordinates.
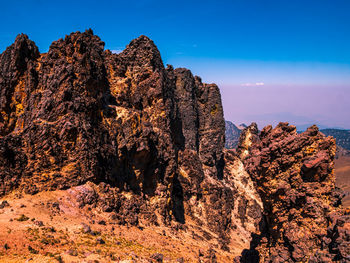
[43,226,56,232]
[55,255,63,263]
[40,238,50,245]
[45,252,55,257]
[67,249,78,256]
[28,245,39,254]
[15,214,29,221]
[96,237,105,244]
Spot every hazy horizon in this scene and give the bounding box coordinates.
[220,83,350,130]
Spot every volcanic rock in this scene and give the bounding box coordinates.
[0,30,261,254]
[0,30,348,261]
[239,123,350,262]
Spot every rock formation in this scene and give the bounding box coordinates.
[0,30,262,257]
[238,123,350,262]
[0,30,349,262]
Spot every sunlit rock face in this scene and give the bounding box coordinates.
[0,30,264,255]
[0,30,348,261]
[238,123,350,262]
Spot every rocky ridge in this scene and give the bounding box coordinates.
[0,30,349,262]
[0,30,262,259]
[238,123,350,262]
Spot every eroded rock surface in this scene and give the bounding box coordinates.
[1,30,348,261]
[0,30,262,256]
[238,123,350,262]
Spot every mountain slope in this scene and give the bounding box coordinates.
[225,121,241,149]
[0,30,349,262]
[0,30,262,261]
[321,129,350,151]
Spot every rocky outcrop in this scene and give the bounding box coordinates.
[1,30,348,261]
[0,30,262,255]
[238,123,350,262]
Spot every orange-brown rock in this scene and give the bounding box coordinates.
[1,30,348,261]
[238,123,350,262]
[0,30,262,257]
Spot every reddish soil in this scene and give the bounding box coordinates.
[335,156,350,208]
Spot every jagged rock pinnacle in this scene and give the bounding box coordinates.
[0,30,348,261]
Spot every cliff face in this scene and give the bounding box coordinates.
[238,123,350,262]
[0,30,262,256]
[0,30,348,261]
[0,31,208,193]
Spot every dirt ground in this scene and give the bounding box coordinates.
[0,157,348,263]
[0,187,239,263]
[335,156,350,208]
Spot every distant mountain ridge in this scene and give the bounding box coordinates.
[321,129,350,151]
[224,121,241,149]
[224,121,248,149]
[296,124,349,132]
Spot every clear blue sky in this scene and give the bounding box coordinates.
[1,0,350,129]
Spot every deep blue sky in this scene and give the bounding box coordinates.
[1,0,350,129]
